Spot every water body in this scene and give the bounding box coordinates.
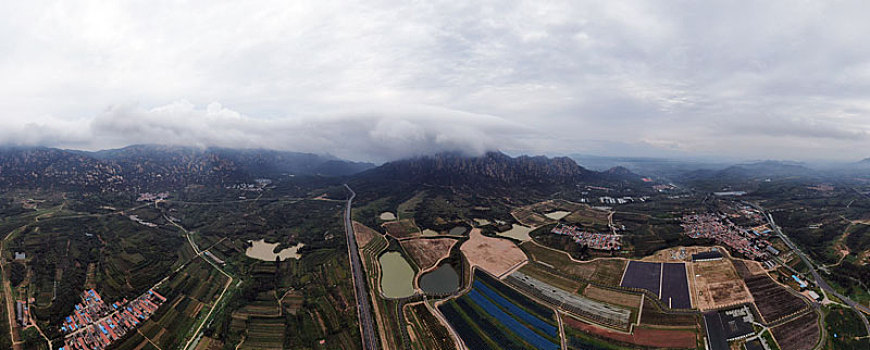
[419,264,460,295]
[448,226,468,236]
[379,212,397,220]
[497,224,533,241]
[544,211,571,220]
[246,239,304,261]
[379,251,415,298]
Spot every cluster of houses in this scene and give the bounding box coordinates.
[136,192,169,202]
[60,289,166,350]
[681,213,776,260]
[550,224,622,250]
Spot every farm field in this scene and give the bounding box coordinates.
[353,221,381,247]
[564,207,610,227]
[639,296,699,327]
[743,274,808,322]
[771,311,820,350]
[512,209,553,227]
[690,258,753,310]
[520,242,626,286]
[461,229,527,277]
[113,257,228,350]
[404,303,456,350]
[383,219,422,239]
[562,313,697,349]
[238,317,285,349]
[438,269,560,350]
[582,285,641,308]
[400,237,457,272]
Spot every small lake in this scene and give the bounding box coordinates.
[419,264,460,295]
[448,226,467,236]
[497,224,533,241]
[545,211,571,220]
[245,239,304,261]
[379,212,397,220]
[379,251,415,298]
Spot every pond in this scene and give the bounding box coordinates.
[448,226,468,236]
[419,264,460,295]
[497,224,533,241]
[544,211,571,220]
[245,239,304,261]
[379,251,415,298]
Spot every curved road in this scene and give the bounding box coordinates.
[343,184,379,350]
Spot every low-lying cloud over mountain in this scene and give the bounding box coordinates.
[2,1,870,161]
[2,101,529,162]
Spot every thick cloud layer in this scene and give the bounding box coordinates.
[1,1,870,161]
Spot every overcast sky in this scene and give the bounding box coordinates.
[1,1,869,162]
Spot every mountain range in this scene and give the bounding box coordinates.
[0,145,374,191]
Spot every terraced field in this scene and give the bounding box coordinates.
[113,258,228,350]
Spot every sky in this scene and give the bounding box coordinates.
[1,1,870,162]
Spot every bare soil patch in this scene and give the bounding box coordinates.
[771,312,820,350]
[400,238,458,271]
[460,228,527,277]
[691,259,753,310]
[564,314,696,349]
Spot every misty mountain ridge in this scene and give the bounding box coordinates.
[0,145,374,191]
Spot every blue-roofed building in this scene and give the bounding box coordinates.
[792,275,808,289]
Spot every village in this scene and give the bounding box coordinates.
[680,212,776,260]
[60,289,166,350]
[550,224,622,250]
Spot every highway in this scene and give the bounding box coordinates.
[753,203,870,337]
[343,184,379,350]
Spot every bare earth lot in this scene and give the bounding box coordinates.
[690,259,753,311]
[400,238,458,271]
[771,311,820,350]
[564,314,697,349]
[460,228,527,277]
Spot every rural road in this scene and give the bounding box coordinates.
[754,204,870,337]
[343,184,379,350]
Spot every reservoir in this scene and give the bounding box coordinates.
[379,251,415,298]
[246,239,304,261]
[419,264,460,295]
